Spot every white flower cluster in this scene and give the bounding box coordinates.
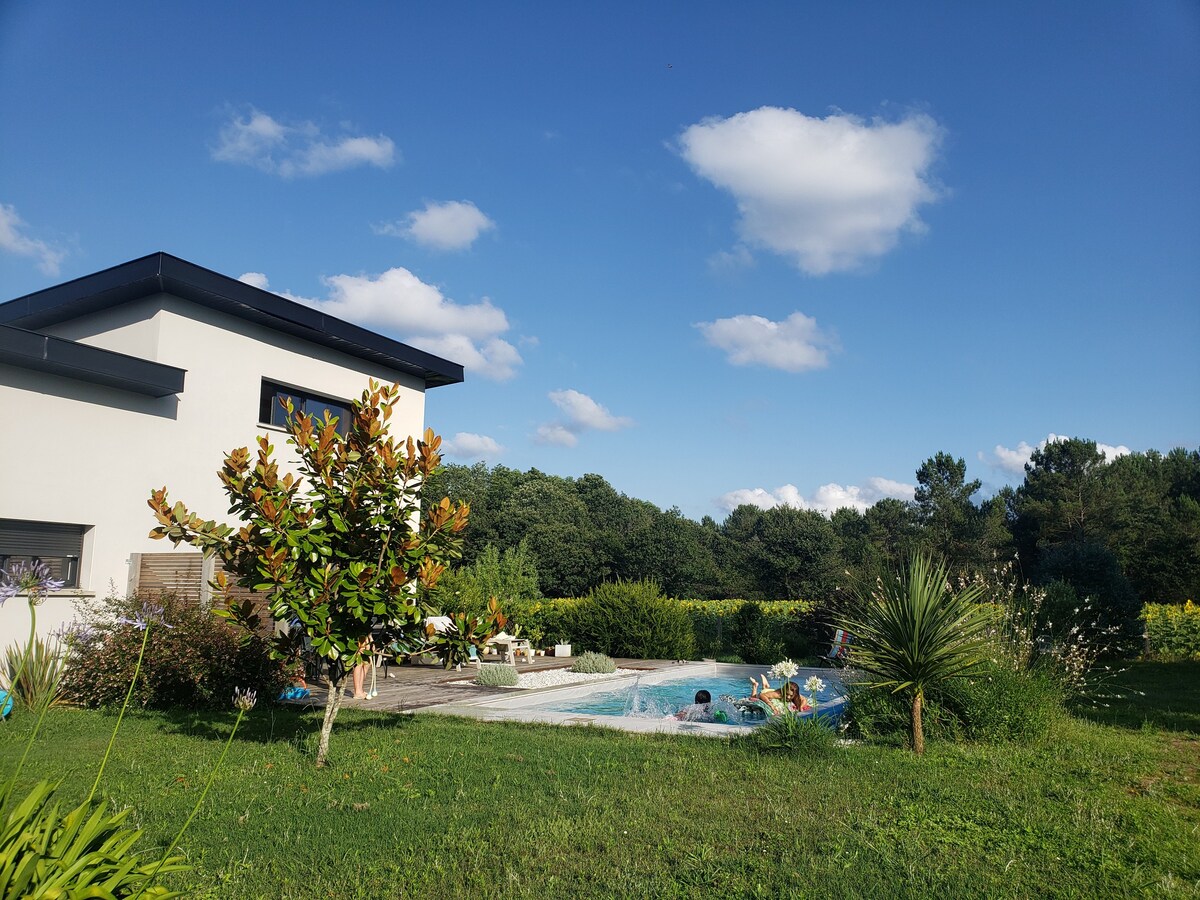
[769,658,799,680]
[804,675,826,694]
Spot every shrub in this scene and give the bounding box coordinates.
[724,602,782,664]
[59,592,288,710]
[1143,600,1200,660]
[504,598,579,647]
[475,663,519,687]
[569,580,696,660]
[940,661,1063,743]
[844,661,1062,745]
[1035,541,1142,640]
[432,541,542,621]
[570,651,616,675]
[845,681,958,743]
[1,635,66,710]
[681,599,815,661]
[738,712,838,755]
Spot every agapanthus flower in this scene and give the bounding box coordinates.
[51,620,95,646]
[804,675,826,695]
[769,658,799,680]
[0,561,65,606]
[232,688,257,711]
[116,601,173,631]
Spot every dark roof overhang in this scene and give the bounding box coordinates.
[0,252,464,389]
[0,324,186,397]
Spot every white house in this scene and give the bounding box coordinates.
[0,252,463,647]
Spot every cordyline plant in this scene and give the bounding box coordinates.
[838,552,997,755]
[148,381,469,766]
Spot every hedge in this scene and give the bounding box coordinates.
[505,596,820,663]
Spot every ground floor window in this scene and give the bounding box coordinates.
[258,379,351,436]
[0,519,85,588]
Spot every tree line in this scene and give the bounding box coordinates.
[426,439,1200,624]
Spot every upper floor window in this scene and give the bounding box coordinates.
[0,519,85,589]
[259,380,352,437]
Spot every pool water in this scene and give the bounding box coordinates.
[539,671,844,727]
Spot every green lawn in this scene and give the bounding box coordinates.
[3,662,1197,899]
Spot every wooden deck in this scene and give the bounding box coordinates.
[291,656,690,713]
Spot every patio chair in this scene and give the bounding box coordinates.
[825,628,852,665]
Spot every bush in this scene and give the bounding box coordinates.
[1143,600,1200,660]
[738,712,838,755]
[570,651,616,675]
[1035,541,1141,640]
[570,580,696,660]
[844,661,1063,745]
[475,663,519,687]
[60,593,288,710]
[681,599,815,661]
[504,598,579,647]
[845,681,961,743]
[431,542,542,622]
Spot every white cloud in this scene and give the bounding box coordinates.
[213,108,395,178]
[238,271,270,290]
[376,200,496,251]
[1095,440,1133,462]
[983,433,1133,476]
[985,441,1040,476]
[0,204,65,275]
[238,269,522,381]
[695,311,836,372]
[717,476,914,516]
[707,245,755,271]
[534,390,633,447]
[677,106,944,274]
[534,424,578,447]
[442,432,504,460]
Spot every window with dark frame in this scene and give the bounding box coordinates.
[258,379,352,437]
[0,519,85,589]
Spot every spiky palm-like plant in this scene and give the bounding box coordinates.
[839,552,996,754]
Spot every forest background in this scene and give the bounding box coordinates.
[426,437,1200,641]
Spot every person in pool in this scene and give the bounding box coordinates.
[744,678,810,714]
[673,689,729,723]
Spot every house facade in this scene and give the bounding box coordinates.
[0,252,463,647]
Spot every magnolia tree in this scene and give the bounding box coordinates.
[148,381,469,766]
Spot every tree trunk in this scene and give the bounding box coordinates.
[315,672,345,767]
[911,690,924,755]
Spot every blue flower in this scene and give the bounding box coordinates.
[116,602,174,631]
[52,619,97,645]
[0,561,65,606]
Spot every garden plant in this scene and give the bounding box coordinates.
[837,551,996,754]
[147,380,470,766]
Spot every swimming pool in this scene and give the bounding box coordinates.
[423,662,847,737]
[537,668,844,726]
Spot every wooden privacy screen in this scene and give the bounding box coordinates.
[128,552,275,637]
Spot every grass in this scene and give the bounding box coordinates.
[2,662,1197,898]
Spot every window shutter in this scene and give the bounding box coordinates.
[0,520,85,558]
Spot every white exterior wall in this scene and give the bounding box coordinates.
[0,293,429,648]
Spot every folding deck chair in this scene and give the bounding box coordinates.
[826,628,852,665]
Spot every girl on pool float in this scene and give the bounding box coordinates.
[739,676,811,717]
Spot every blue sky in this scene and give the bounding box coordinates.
[2,2,1198,521]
